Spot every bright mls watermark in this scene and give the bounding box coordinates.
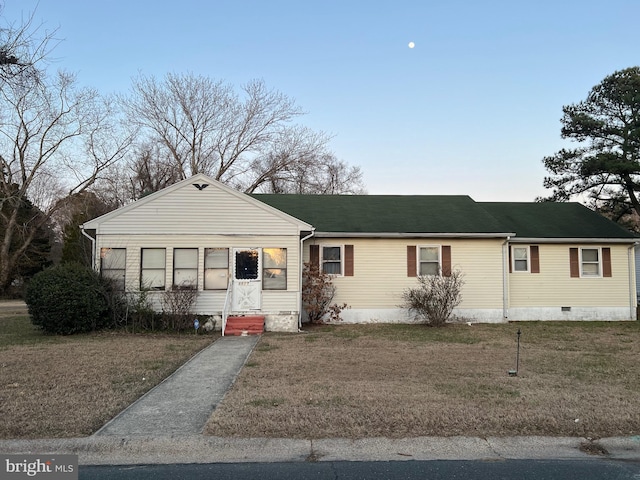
[1,455,77,479]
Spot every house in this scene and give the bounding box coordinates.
[81,173,638,333]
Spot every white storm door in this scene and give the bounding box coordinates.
[231,248,262,311]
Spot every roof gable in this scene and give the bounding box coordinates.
[83,174,312,234]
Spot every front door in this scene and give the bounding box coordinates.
[231,248,262,311]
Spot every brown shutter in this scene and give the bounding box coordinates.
[508,247,512,273]
[602,247,612,277]
[442,245,452,277]
[407,246,417,277]
[344,245,354,276]
[310,244,319,268]
[569,248,579,277]
[530,245,540,273]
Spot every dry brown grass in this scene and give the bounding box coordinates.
[206,322,640,439]
[0,315,213,439]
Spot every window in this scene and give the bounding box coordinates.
[419,246,440,276]
[408,245,451,277]
[141,248,166,290]
[235,249,259,279]
[173,248,198,288]
[512,246,529,272]
[322,246,342,275]
[510,245,540,274]
[263,248,287,290]
[101,248,125,290]
[571,247,611,278]
[310,244,354,277]
[204,248,229,290]
[580,248,600,277]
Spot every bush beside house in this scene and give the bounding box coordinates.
[402,270,465,326]
[25,263,115,335]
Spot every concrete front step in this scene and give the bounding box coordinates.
[225,327,264,336]
[225,315,265,336]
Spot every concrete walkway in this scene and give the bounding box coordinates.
[95,335,259,437]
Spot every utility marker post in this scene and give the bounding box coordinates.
[508,328,522,376]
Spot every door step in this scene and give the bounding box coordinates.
[225,315,265,336]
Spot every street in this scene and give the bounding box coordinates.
[80,459,640,479]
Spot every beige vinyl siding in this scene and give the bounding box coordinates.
[305,238,505,310]
[89,183,307,236]
[261,292,300,311]
[509,244,631,307]
[95,234,301,295]
[130,291,301,317]
[191,291,299,315]
[452,239,504,308]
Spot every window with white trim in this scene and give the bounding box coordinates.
[419,246,440,276]
[101,248,125,291]
[322,246,342,275]
[263,248,287,290]
[512,246,529,272]
[204,248,229,290]
[141,248,166,290]
[173,248,198,288]
[580,248,601,277]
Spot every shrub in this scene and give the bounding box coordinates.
[401,269,464,327]
[302,262,347,323]
[25,263,114,335]
[118,289,161,332]
[161,285,199,331]
[106,285,199,333]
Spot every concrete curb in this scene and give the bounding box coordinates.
[599,435,640,460]
[0,436,638,465]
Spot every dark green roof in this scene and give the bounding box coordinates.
[480,202,637,239]
[254,195,507,234]
[253,194,637,239]
[253,194,506,234]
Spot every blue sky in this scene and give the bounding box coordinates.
[3,0,639,200]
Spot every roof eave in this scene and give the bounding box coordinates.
[312,232,515,239]
[509,237,639,244]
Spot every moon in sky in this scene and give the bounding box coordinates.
[408,41,415,49]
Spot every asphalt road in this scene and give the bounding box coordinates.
[80,459,640,480]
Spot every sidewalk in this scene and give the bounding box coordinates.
[1,435,638,465]
[95,335,259,437]
[0,300,28,315]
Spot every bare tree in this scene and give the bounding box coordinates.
[0,12,132,295]
[90,162,137,209]
[121,73,365,194]
[0,6,57,85]
[243,125,366,194]
[90,143,185,206]
[316,157,366,195]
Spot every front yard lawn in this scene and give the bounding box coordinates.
[0,314,213,439]
[3,312,638,440]
[206,321,640,439]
